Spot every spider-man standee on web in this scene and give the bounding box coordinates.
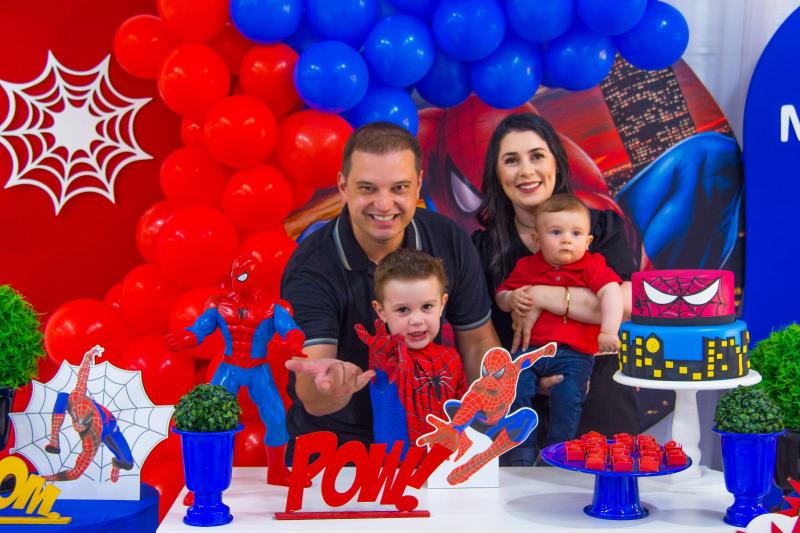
[356,320,468,449]
[417,343,557,485]
[45,345,134,483]
[165,255,307,486]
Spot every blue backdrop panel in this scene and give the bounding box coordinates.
[743,6,800,342]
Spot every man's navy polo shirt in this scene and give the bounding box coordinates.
[281,207,492,447]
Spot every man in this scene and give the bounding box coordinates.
[281,122,499,451]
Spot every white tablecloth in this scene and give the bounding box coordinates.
[159,466,737,532]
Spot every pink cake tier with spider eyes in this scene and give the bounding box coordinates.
[631,270,735,325]
[620,270,748,382]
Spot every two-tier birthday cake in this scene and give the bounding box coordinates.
[618,270,749,381]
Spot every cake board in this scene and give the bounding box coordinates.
[613,370,761,486]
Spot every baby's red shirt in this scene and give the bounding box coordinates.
[497,252,621,354]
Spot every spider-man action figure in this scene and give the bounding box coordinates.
[45,345,134,483]
[417,343,557,485]
[165,255,306,486]
[356,320,467,448]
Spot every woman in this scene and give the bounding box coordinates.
[472,113,639,463]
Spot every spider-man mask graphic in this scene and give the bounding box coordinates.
[632,271,735,324]
[477,348,520,397]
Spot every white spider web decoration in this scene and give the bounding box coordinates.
[10,360,173,501]
[0,51,152,214]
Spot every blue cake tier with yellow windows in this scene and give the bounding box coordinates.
[619,320,750,381]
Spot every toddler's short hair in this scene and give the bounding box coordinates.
[374,249,448,301]
[536,193,591,224]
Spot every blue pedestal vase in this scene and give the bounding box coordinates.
[715,427,785,527]
[173,424,243,527]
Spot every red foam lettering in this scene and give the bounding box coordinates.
[285,432,453,514]
[320,441,368,508]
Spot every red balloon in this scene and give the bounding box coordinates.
[44,299,134,366]
[234,422,268,466]
[204,95,277,168]
[157,0,228,43]
[156,205,239,286]
[136,201,178,263]
[158,43,230,117]
[12,355,58,411]
[104,281,124,310]
[119,263,184,335]
[291,180,315,211]
[222,165,292,232]
[141,458,184,522]
[276,110,352,189]
[209,21,255,74]
[13,383,32,412]
[180,116,205,148]
[194,359,210,383]
[118,335,196,405]
[37,355,60,384]
[147,430,183,463]
[113,15,178,79]
[168,286,228,360]
[160,147,226,207]
[239,45,301,120]
[238,228,297,297]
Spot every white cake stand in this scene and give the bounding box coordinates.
[613,369,761,485]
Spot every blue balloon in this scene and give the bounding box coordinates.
[230,0,302,44]
[364,15,435,87]
[294,41,370,112]
[379,0,399,17]
[432,0,506,61]
[387,0,440,20]
[470,37,542,109]
[545,23,615,91]
[504,0,574,42]
[616,1,689,70]
[416,49,471,108]
[345,86,419,134]
[578,0,646,36]
[306,0,379,49]
[284,16,321,53]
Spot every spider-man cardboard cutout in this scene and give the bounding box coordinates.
[10,345,173,500]
[418,344,557,486]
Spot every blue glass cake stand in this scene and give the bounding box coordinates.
[540,442,692,520]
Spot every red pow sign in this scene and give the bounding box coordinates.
[278,431,452,519]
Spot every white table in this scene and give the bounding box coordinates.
[614,370,761,484]
[159,467,737,532]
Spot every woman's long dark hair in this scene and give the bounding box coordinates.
[476,113,572,289]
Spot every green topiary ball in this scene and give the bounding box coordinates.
[715,385,785,434]
[750,323,800,431]
[0,285,45,389]
[174,384,242,432]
